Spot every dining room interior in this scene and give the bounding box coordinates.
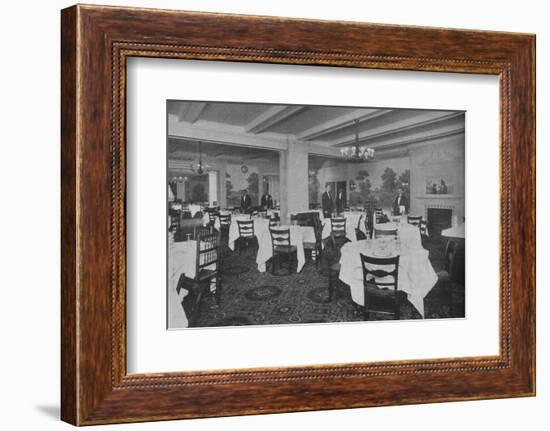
[167,100,466,329]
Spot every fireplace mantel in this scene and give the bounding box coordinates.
[415,195,464,200]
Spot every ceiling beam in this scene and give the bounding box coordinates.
[175,103,187,122]
[178,102,208,123]
[306,141,342,158]
[168,116,289,151]
[370,128,465,153]
[245,106,305,134]
[333,111,465,147]
[298,109,394,141]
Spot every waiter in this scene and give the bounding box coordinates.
[260,190,274,209]
[321,184,335,218]
[392,188,409,215]
[240,189,252,213]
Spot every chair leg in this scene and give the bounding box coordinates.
[216,277,222,306]
[191,285,203,327]
[327,271,333,303]
[317,247,321,267]
[287,253,292,275]
[395,293,400,320]
[363,286,368,321]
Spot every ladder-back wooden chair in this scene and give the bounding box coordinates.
[303,216,323,267]
[360,253,401,320]
[330,216,349,249]
[178,231,221,327]
[407,215,422,227]
[236,219,256,256]
[269,227,297,275]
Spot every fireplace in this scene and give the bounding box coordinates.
[427,208,452,237]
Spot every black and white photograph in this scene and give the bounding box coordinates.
[167,101,466,329]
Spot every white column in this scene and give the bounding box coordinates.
[218,162,227,209]
[285,138,309,216]
[208,171,218,205]
[279,151,288,221]
[176,181,185,201]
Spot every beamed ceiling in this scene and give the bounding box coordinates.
[167,100,465,163]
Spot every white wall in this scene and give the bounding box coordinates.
[409,134,465,218]
[0,1,546,431]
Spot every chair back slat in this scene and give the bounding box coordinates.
[375,208,389,224]
[195,232,218,272]
[359,253,399,289]
[331,217,346,238]
[407,215,422,227]
[208,211,220,224]
[219,213,231,228]
[237,220,255,237]
[269,227,291,249]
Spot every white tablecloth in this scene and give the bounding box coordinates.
[202,210,231,230]
[375,222,422,247]
[266,209,280,219]
[256,225,312,273]
[442,224,465,239]
[228,217,268,251]
[168,238,220,328]
[338,224,437,317]
[321,212,366,242]
[167,240,196,328]
[186,204,202,218]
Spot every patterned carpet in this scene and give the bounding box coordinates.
[181,236,465,328]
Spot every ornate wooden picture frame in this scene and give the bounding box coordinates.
[61,4,535,425]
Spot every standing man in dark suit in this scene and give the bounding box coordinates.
[321,184,335,218]
[335,187,346,215]
[260,190,273,210]
[392,188,409,215]
[240,189,252,213]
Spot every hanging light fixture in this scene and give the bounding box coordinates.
[340,119,375,162]
[170,175,189,183]
[191,141,210,174]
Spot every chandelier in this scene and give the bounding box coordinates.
[339,119,375,162]
[191,141,210,175]
[170,175,188,183]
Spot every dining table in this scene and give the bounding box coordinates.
[256,224,314,273]
[167,239,195,328]
[321,211,367,243]
[338,222,437,317]
[227,216,269,251]
[442,224,465,239]
[186,204,203,218]
[201,210,232,230]
[168,237,220,328]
